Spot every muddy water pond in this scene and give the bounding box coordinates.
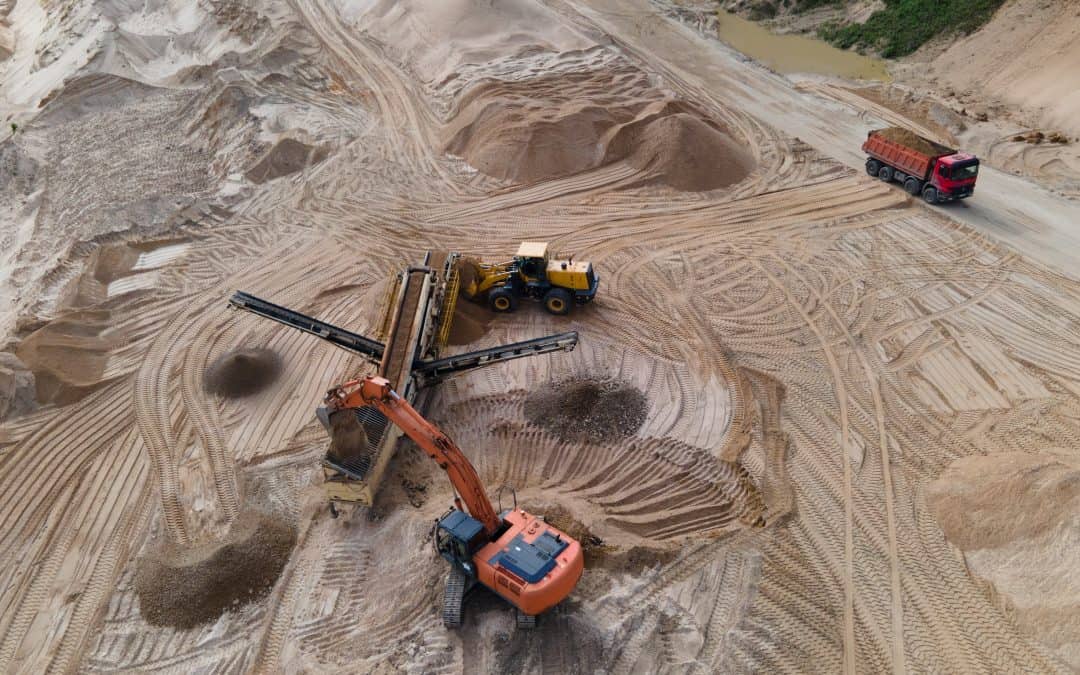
[715,10,890,81]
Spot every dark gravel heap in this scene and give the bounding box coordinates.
[135,511,297,629]
[525,379,648,443]
[203,347,282,398]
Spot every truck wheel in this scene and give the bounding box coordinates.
[877,166,893,182]
[922,186,938,205]
[904,178,921,195]
[488,288,517,313]
[865,159,880,176]
[543,288,572,316]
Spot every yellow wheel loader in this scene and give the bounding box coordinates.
[461,242,599,315]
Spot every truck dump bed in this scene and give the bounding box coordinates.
[862,127,955,180]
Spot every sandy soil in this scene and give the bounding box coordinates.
[0,0,1079,673]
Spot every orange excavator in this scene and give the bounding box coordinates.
[322,375,584,629]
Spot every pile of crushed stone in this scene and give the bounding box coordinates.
[203,347,282,398]
[135,511,297,629]
[525,379,648,443]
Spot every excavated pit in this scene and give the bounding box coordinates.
[524,379,648,443]
[203,347,282,398]
[134,511,297,629]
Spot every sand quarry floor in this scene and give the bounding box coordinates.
[2,0,1080,672]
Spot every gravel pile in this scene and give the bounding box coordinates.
[525,379,648,443]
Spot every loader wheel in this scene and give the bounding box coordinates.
[877,166,893,182]
[865,159,880,176]
[922,186,938,205]
[904,177,921,195]
[543,288,572,316]
[489,289,517,313]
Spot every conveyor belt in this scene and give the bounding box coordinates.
[379,268,428,390]
[228,291,384,363]
[414,332,579,380]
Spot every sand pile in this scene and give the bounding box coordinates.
[351,0,593,85]
[203,347,282,398]
[927,451,1080,668]
[447,295,493,346]
[525,380,648,442]
[444,68,755,189]
[605,108,755,191]
[135,510,297,629]
[874,127,954,157]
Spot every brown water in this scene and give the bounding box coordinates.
[714,11,890,81]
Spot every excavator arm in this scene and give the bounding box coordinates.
[324,376,501,535]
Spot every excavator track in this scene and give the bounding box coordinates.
[515,608,537,630]
[442,567,466,629]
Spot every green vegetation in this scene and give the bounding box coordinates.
[819,0,1007,58]
[9,122,16,134]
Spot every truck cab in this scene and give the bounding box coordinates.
[933,153,979,200]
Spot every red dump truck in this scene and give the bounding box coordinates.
[862,128,979,204]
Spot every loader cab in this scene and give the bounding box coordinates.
[514,242,550,284]
[435,509,488,577]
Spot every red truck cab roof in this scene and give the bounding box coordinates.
[940,152,975,165]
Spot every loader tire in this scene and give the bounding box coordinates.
[489,288,517,313]
[543,288,572,316]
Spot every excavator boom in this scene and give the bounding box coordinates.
[325,376,501,535]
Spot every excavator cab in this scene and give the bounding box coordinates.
[434,509,488,577]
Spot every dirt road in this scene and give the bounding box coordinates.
[576,0,1080,279]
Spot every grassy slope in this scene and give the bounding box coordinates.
[818,0,1008,57]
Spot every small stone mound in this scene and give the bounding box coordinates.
[525,379,648,443]
[606,111,755,191]
[875,127,954,157]
[135,511,297,629]
[203,348,282,398]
